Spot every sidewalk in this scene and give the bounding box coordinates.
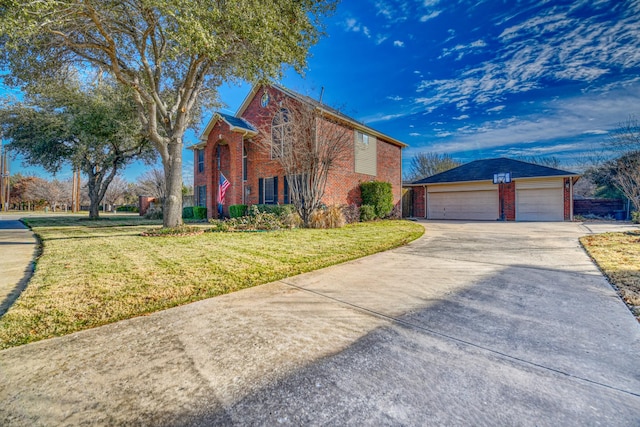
[0,214,37,316]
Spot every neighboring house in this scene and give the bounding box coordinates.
[188,85,407,218]
[405,158,580,221]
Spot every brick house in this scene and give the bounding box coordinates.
[188,85,407,218]
[405,158,580,221]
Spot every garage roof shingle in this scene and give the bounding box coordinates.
[410,158,578,185]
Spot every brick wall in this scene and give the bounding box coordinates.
[564,178,571,220]
[241,86,404,211]
[499,182,515,221]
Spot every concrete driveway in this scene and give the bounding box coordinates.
[1,221,639,426]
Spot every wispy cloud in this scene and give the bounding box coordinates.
[453,114,470,120]
[419,10,442,22]
[387,95,403,101]
[374,0,410,23]
[439,39,487,60]
[393,40,405,47]
[416,86,639,156]
[414,1,640,115]
[344,18,371,38]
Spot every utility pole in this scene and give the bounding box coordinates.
[0,141,9,212]
[71,169,81,212]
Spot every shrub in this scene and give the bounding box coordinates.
[144,206,163,220]
[360,204,377,222]
[307,206,345,229]
[632,211,640,224]
[193,206,207,220]
[229,204,247,218]
[282,211,303,229]
[360,181,393,218]
[341,204,361,224]
[182,206,194,219]
[116,205,139,213]
[252,204,296,217]
[209,209,285,231]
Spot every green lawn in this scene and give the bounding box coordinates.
[0,216,424,348]
[581,231,640,321]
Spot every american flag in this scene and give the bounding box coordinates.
[218,172,231,205]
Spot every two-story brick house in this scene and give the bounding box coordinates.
[189,85,407,218]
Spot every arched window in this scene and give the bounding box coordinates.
[271,108,291,158]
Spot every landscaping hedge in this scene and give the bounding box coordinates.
[229,204,248,218]
[360,181,393,218]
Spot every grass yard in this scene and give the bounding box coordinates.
[0,216,424,348]
[581,230,640,321]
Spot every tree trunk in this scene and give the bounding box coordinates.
[87,174,100,219]
[163,139,184,228]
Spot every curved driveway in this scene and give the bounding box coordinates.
[1,221,639,425]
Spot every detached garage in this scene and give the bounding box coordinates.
[406,158,579,222]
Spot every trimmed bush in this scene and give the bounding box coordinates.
[193,206,207,220]
[360,181,394,218]
[182,206,194,219]
[229,204,248,218]
[116,205,139,213]
[253,204,296,217]
[360,204,377,222]
[632,211,639,224]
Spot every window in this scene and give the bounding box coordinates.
[355,130,377,176]
[258,177,278,204]
[197,185,207,207]
[243,146,248,181]
[271,108,291,158]
[264,177,275,204]
[197,149,204,173]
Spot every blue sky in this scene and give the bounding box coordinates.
[3,0,640,184]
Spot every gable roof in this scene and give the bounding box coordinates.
[409,158,579,185]
[237,85,408,148]
[193,112,258,147]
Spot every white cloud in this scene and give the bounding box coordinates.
[409,132,421,136]
[387,95,403,101]
[374,0,410,23]
[415,86,640,156]
[393,40,405,47]
[423,0,439,6]
[419,10,442,22]
[440,39,487,59]
[453,114,470,120]
[415,2,640,115]
[375,34,389,45]
[344,18,371,38]
[487,105,506,113]
[362,112,408,123]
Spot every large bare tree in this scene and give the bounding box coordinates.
[405,152,461,182]
[586,115,640,210]
[0,0,336,227]
[258,99,353,226]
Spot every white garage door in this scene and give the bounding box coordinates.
[516,179,564,221]
[428,185,498,220]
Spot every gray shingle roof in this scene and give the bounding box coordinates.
[410,158,578,185]
[217,112,256,133]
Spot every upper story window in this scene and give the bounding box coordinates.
[271,108,291,159]
[355,130,377,176]
[197,149,204,173]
